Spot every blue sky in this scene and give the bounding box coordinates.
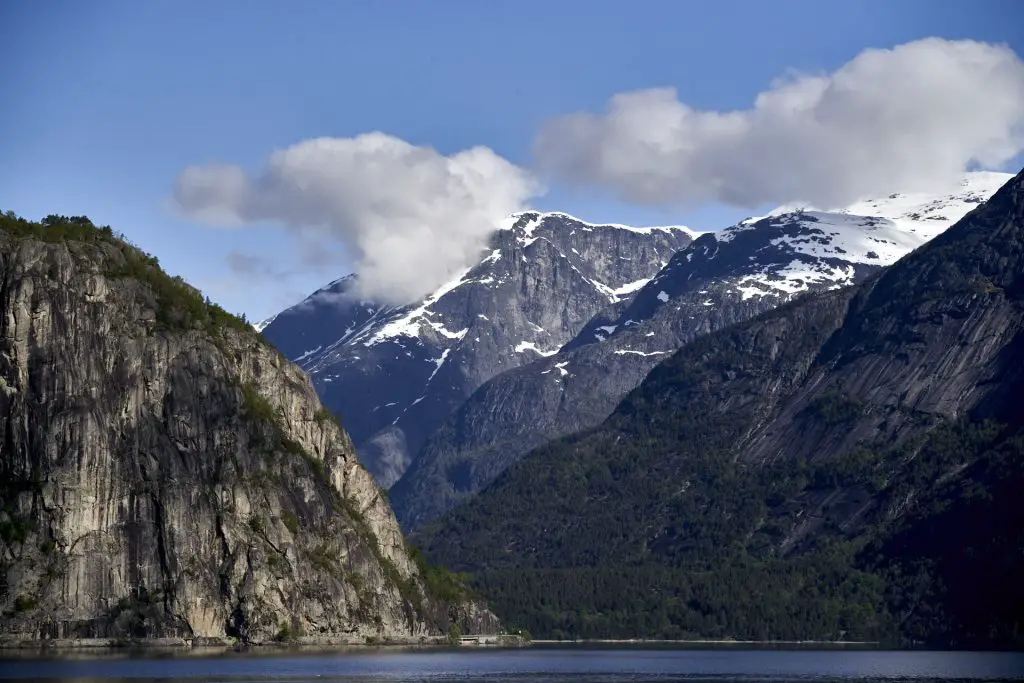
[2,0,1023,319]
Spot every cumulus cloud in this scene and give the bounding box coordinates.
[533,38,1024,209]
[174,133,540,305]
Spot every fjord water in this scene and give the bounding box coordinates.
[3,648,1024,682]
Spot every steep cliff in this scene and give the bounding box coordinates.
[422,169,1024,647]
[0,213,496,645]
[261,212,694,486]
[392,172,1010,530]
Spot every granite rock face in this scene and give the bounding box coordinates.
[0,222,495,644]
[261,213,694,487]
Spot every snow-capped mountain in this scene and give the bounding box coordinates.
[260,212,695,486]
[389,171,1013,530]
[571,171,1011,353]
[807,170,1009,237]
[252,275,385,366]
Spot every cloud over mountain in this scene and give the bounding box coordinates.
[533,38,1024,209]
[174,133,541,305]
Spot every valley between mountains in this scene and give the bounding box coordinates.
[261,169,1024,648]
[2,170,1022,649]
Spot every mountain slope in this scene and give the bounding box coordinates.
[420,168,1024,647]
[391,172,1011,530]
[261,213,694,486]
[0,213,494,645]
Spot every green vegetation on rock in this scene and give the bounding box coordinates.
[1,211,255,338]
[426,414,1023,646]
[0,209,494,643]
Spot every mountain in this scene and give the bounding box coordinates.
[260,213,695,487]
[390,172,1011,530]
[0,213,495,646]
[419,168,1024,647]
[253,315,278,333]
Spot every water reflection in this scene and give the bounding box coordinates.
[1,648,1023,682]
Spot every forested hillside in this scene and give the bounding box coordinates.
[420,169,1024,648]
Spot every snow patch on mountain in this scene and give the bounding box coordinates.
[697,172,1013,302]
[719,212,921,264]
[353,265,475,347]
[590,171,1012,357]
[832,171,1010,236]
[427,348,450,383]
[253,315,278,333]
[769,171,1012,237]
[614,349,673,357]
[515,213,546,247]
[505,211,702,239]
[613,277,654,297]
[515,341,559,356]
[293,345,323,363]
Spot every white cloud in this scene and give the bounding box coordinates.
[173,133,541,305]
[533,38,1024,209]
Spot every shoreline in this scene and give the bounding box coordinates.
[0,634,527,655]
[0,637,879,649]
[530,638,880,646]
[0,635,884,656]
[11,635,1016,655]
[0,639,1015,657]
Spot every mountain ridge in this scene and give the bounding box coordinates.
[261,212,694,486]
[389,172,1012,530]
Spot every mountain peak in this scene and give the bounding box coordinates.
[505,210,701,239]
[261,212,694,486]
[759,170,1014,239]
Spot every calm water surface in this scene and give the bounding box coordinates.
[2,648,1023,682]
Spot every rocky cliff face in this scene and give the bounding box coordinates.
[0,215,496,645]
[421,168,1024,645]
[391,172,1011,530]
[261,213,694,487]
